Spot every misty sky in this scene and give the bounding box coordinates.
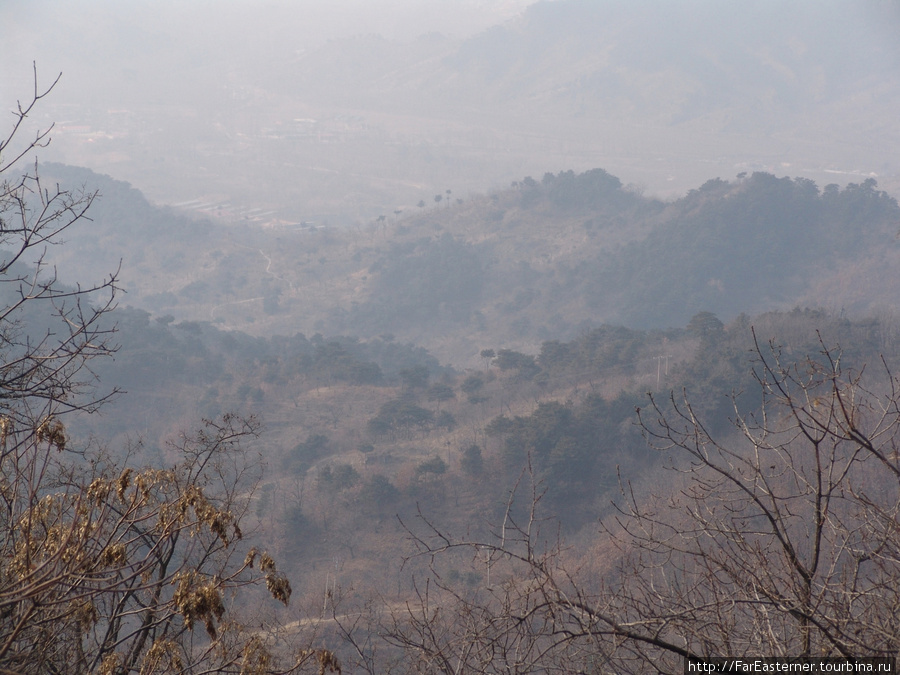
[1,0,537,82]
[1,1,537,131]
[2,0,899,218]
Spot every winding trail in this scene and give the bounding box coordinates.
[237,243,296,290]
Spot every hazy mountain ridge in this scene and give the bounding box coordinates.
[592,173,900,327]
[11,0,898,223]
[280,0,900,149]
[39,162,900,367]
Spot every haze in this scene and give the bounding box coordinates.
[3,0,898,226]
[7,4,900,670]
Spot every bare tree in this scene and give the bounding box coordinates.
[625,332,900,664]
[0,65,119,432]
[386,331,900,673]
[0,71,338,674]
[0,415,301,673]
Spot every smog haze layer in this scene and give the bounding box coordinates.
[3,0,898,227]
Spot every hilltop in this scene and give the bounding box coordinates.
[41,163,900,366]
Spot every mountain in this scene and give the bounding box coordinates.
[6,3,900,664]
[39,162,900,366]
[13,0,899,222]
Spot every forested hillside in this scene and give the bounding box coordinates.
[7,160,900,672]
[40,163,900,365]
[70,302,900,668]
